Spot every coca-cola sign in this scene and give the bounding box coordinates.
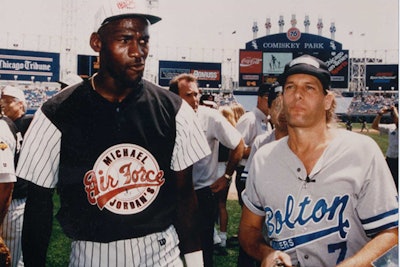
[239,50,262,73]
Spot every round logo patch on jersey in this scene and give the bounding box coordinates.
[84,144,165,215]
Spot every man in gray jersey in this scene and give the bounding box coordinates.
[239,55,398,267]
[16,0,210,266]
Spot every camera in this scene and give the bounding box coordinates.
[383,107,393,113]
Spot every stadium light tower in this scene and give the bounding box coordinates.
[60,0,78,82]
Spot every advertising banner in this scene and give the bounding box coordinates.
[159,60,221,88]
[239,50,262,73]
[238,50,263,87]
[0,48,59,82]
[366,64,398,91]
[238,49,349,89]
[313,50,349,89]
[239,28,349,89]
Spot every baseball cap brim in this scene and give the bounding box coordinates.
[101,13,161,27]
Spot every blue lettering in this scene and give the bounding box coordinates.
[312,198,328,222]
[265,208,275,235]
[296,196,311,225]
[284,195,295,228]
[276,210,284,232]
[264,195,350,239]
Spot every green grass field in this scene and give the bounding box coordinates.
[46,123,389,266]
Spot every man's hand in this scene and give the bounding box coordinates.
[261,250,293,267]
[210,176,230,193]
[0,236,11,267]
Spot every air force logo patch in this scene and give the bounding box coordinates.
[84,144,165,215]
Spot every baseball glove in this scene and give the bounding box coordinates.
[0,236,11,267]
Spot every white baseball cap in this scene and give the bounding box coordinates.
[2,85,26,103]
[94,0,161,31]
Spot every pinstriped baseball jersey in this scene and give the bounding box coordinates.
[243,129,398,267]
[17,79,210,243]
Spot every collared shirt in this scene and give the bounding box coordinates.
[192,105,242,190]
[236,107,271,166]
[378,124,398,158]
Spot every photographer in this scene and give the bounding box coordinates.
[372,104,398,190]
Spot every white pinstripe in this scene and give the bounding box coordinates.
[2,198,25,267]
[172,101,211,171]
[16,108,60,188]
[68,225,183,267]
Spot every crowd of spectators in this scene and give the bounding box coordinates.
[0,82,60,113]
[347,93,397,115]
[1,81,397,118]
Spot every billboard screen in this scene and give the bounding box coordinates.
[366,64,398,91]
[77,55,100,78]
[262,52,292,74]
[0,48,60,82]
[159,60,221,88]
[240,30,348,89]
[239,49,349,89]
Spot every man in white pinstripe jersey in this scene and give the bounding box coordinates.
[1,85,33,267]
[0,113,21,267]
[16,0,210,266]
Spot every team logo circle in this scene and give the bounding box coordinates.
[84,144,165,215]
[286,27,301,42]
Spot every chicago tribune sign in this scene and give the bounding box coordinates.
[0,48,59,82]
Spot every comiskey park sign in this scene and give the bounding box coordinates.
[239,28,349,89]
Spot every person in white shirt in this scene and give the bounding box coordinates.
[169,73,244,267]
[234,82,275,267]
[372,104,398,189]
[0,115,19,267]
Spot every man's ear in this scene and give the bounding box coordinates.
[90,32,101,52]
[324,92,334,111]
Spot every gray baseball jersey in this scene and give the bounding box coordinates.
[242,129,398,266]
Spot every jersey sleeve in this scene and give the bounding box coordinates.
[241,150,268,217]
[0,123,17,183]
[356,139,399,237]
[212,110,242,150]
[0,146,16,183]
[171,101,211,171]
[16,108,61,188]
[378,124,395,135]
[0,142,17,183]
